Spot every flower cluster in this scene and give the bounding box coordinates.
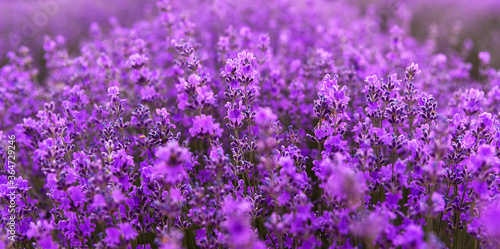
[1,0,500,249]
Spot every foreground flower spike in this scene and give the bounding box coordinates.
[1,0,500,249]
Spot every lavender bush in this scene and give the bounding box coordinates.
[1,0,500,248]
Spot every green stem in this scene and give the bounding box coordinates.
[453,179,469,249]
[437,163,456,237]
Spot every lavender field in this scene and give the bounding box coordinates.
[1,0,500,248]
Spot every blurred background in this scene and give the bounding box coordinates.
[1,0,499,68]
[0,0,156,65]
[356,0,500,68]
